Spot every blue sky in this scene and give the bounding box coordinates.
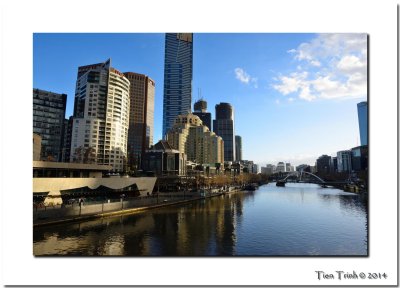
[33,33,367,166]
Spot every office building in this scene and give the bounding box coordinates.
[276,162,286,173]
[166,113,224,165]
[316,155,332,174]
[124,72,155,170]
[162,33,193,137]
[70,59,130,172]
[357,101,368,146]
[296,164,311,173]
[61,116,73,162]
[235,135,242,161]
[337,150,352,173]
[33,133,42,161]
[351,145,368,172]
[33,88,67,161]
[193,99,212,130]
[142,140,187,176]
[213,102,235,162]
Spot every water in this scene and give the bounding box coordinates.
[33,183,368,256]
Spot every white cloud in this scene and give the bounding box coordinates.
[337,55,366,74]
[235,68,250,83]
[273,71,308,95]
[235,67,258,88]
[273,33,367,101]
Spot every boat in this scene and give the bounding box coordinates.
[243,183,258,191]
[276,180,286,187]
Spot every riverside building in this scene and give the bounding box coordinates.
[33,88,67,161]
[166,113,224,165]
[70,59,130,172]
[123,72,155,171]
[213,102,235,162]
[162,33,193,137]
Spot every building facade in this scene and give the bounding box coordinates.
[70,59,130,172]
[162,33,193,137]
[276,162,286,173]
[33,133,42,161]
[337,150,352,173]
[316,155,332,174]
[123,72,155,171]
[142,140,186,176]
[166,113,224,165]
[357,101,368,146]
[61,116,73,162]
[193,99,212,131]
[33,88,67,161]
[213,102,235,162]
[351,145,368,172]
[235,135,242,161]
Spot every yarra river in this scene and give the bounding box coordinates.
[33,183,367,256]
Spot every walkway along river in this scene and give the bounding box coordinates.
[33,183,368,256]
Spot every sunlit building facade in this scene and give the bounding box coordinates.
[166,113,224,165]
[70,59,130,172]
[124,72,155,170]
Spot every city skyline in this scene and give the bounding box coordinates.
[33,33,367,166]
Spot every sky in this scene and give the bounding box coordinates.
[33,33,367,167]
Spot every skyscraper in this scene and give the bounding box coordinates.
[235,135,242,161]
[33,88,67,161]
[193,98,212,130]
[162,33,193,137]
[357,101,368,146]
[213,102,235,162]
[124,72,155,170]
[70,59,130,172]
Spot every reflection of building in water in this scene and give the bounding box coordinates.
[34,191,251,256]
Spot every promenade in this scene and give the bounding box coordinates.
[33,189,240,227]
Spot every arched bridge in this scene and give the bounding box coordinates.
[276,171,350,187]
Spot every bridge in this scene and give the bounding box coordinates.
[276,171,351,188]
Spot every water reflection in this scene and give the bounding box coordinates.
[33,183,367,256]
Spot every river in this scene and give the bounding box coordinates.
[33,183,368,256]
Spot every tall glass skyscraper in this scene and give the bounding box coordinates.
[162,33,193,137]
[357,101,368,146]
[213,102,235,162]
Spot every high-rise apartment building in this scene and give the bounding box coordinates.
[33,88,67,161]
[193,99,212,131]
[162,33,193,137]
[166,113,224,165]
[357,101,368,146]
[235,135,242,161]
[213,102,235,162]
[70,59,130,172]
[124,72,155,170]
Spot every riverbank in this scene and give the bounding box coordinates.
[33,188,243,227]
